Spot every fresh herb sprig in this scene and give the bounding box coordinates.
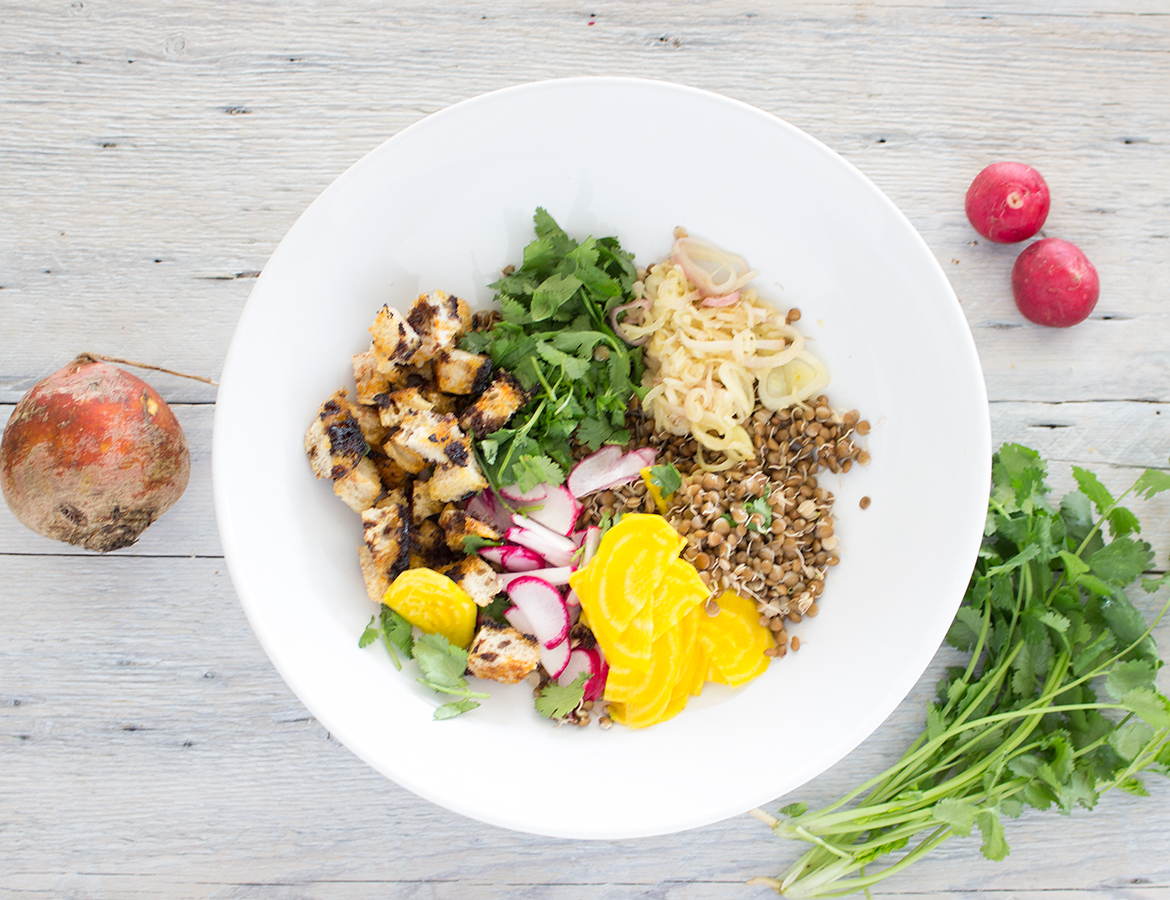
[461,208,645,491]
[359,605,415,670]
[751,445,1170,898]
[535,672,591,720]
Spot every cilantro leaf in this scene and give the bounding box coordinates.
[1088,537,1154,585]
[413,633,470,691]
[512,454,565,493]
[1133,467,1170,500]
[463,534,502,554]
[381,605,414,662]
[534,672,589,719]
[1073,466,1115,515]
[358,616,381,649]
[434,698,481,720]
[648,463,683,499]
[745,495,774,534]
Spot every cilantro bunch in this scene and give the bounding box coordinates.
[461,208,645,490]
[752,445,1170,898]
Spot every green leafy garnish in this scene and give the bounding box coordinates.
[463,534,502,554]
[753,446,1170,897]
[478,593,511,626]
[648,463,683,499]
[535,672,590,719]
[745,495,774,534]
[357,606,415,670]
[460,208,645,490]
[412,632,490,720]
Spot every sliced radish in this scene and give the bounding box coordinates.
[525,484,583,537]
[580,526,601,566]
[559,647,607,701]
[631,447,658,467]
[466,489,513,533]
[499,566,572,588]
[504,605,535,636]
[506,576,570,649]
[565,588,580,607]
[507,515,577,567]
[500,545,546,572]
[499,482,547,505]
[477,544,509,566]
[567,604,581,627]
[541,639,571,680]
[567,445,657,498]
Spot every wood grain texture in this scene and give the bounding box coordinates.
[3,0,1170,897]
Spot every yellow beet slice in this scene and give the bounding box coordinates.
[382,567,477,649]
[651,558,708,634]
[610,627,682,728]
[640,466,669,514]
[660,607,705,723]
[698,591,773,687]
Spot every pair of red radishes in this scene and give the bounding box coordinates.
[965,162,1100,327]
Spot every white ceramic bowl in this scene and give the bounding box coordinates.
[213,77,990,839]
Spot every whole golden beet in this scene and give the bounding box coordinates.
[1,354,190,552]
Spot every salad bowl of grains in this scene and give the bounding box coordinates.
[213,77,991,838]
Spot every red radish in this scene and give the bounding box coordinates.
[524,484,583,536]
[579,526,601,566]
[505,575,570,648]
[567,446,657,498]
[559,648,607,701]
[507,514,577,567]
[1,354,190,552]
[1011,238,1100,327]
[465,489,513,533]
[477,544,509,566]
[500,566,573,588]
[499,482,547,505]
[500,545,546,572]
[965,162,1050,243]
[540,639,571,680]
[504,605,535,636]
[565,588,580,608]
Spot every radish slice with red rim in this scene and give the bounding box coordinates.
[503,605,535,637]
[506,515,577,567]
[580,526,601,567]
[567,446,657,498]
[558,647,606,701]
[466,489,513,533]
[499,566,572,588]
[565,588,580,607]
[499,545,546,572]
[505,575,570,649]
[540,638,571,680]
[499,482,547,505]
[477,545,509,567]
[525,484,583,537]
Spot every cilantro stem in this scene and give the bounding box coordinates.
[417,679,491,699]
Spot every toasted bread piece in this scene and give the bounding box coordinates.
[334,456,382,512]
[370,453,410,491]
[459,371,529,438]
[377,386,434,429]
[428,459,489,503]
[351,402,390,449]
[439,505,502,551]
[370,305,422,376]
[466,622,540,684]
[353,346,391,405]
[358,544,391,604]
[411,478,446,523]
[382,428,429,475]
[443,556,503,607]
[418,385,458,416]
[305,388,369,480]
[435,349,493,396]
[396,410,471,467]
[406,290,471,363]
[362,494,410,581]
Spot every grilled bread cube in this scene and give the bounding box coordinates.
[418,385,458,416]
[370,305,422,376]
[305,388,369,480]
[428,459,489,502]
[377,386,434,429]
[382,428,429,475]
[439,505,502,551]
[362,493,410,581]
[443,556,503,607]
[396,410,471,467]
[358,544,391,604]
[353,346,391,405]
[435,349,493,396]
[406,290,471,363]
[459,372,529,438]
[370,453,410,492]
[412,518,448,560]
[334,456,382,512]
[352,402,390,449]
[465,622,540,684]
[411,479,446,523]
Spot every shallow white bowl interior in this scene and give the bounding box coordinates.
[213,77,990,840]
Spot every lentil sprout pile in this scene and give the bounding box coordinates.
[580,393,870,660]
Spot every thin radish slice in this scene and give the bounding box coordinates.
[567,446,655,498]
[559,647,606,701]
[500,566,572,588]
[466,489,513,533]
[525,484,583,537]
[507,515,577,567]
[477,545,509,567]
[506,576,570,649]
[568,604,581,627]
[565,588,580,608]
[631,447,658,467]
[540,639,571,680]
[499,482,547,505]
[580,526,601,566]
[504,605,535,637]
[500,545,546,572]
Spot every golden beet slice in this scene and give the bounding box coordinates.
[609,627,682,729]
[698,591,773,687]
[383,567,477,649]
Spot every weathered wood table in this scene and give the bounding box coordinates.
[3,2,1168,897]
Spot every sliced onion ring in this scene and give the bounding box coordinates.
[671,236,757,298]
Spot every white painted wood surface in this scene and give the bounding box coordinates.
[2,1,1168,896]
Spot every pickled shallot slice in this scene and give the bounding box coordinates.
[671,236,757,298]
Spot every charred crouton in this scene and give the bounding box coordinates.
[439,505,502,552]
[435,349,493,396]
[362,494,410,581]
[459,372,529,438]
[568,623,597,650]
[370,453,410,492]
[396,410,470,467]
[412,517,448,559]
[369,305,422,376]
[351,402,390,449]
[411,478,446,523]
[465,622,540,684]
[428,459,489,502]
[305,388,369,480]
[358,544,391,604]
[377,386,434,430]
[353,346,391,405]
[443,556,503,607]
[418,385,458,416]
[382,428,429,475]
[334,456,382,512]
[406,290,471,363]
